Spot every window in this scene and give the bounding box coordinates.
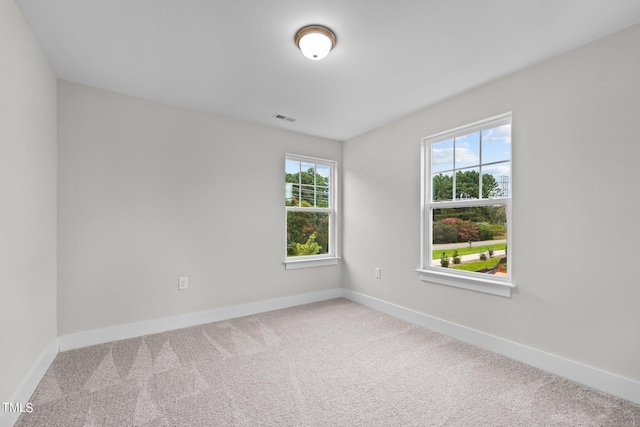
[417,113,514,297]
[284,154,338,269]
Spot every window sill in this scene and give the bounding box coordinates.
[284,256,341,270]
[415,268,514,297]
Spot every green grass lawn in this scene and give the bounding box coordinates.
[432,243,506,259]
[451,256,502,272]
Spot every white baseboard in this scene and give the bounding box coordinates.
[0,338,59,427]
[342,289,640,405]
[59,288,343,352]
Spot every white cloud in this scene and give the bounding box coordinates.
[432,148,453,165]
[483,164,511,176]
[432,147,479,165]
[483,124,511,144]
[454,147,479,164]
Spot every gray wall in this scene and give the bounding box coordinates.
[57,81,342,335]
[343,24,640,381]
[0,0,57,403]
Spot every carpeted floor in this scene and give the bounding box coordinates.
[15,298,640,426]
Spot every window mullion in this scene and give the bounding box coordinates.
[286,207,331,213]
[452,138,457,200]
[297,162,302,207]
[313,163,317,208]
[479,130,483,199]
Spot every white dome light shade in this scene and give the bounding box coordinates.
[295,26,337,60]
[299,33,332,60]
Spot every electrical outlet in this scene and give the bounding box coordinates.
[178,277,188,290]
[375,268,381,279]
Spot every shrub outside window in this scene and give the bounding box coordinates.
[285,154,338,269]
[417,113,513,297]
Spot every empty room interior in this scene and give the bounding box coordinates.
[2,0,640,425]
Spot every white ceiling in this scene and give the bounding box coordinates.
[15,0,640,141]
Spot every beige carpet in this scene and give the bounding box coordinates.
[16,298,640,426]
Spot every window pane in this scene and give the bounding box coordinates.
[285,159,301,180]
[431,139,453,173]
[481,124,511,164]
[482,162,511,198]
[316,164,330,187]
[300,162,315,185]
[455,167,480,200]
[300,185,314,206]
[287,212,329,256]
[285,183,295,206]
[455,132,480,168]
[432,206,507,275]
[285,160,300,206]
[432,172,453,201]
[317,186,329,208]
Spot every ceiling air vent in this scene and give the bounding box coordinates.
[273,113,296,122]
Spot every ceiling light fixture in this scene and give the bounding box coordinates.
[295,25,337,61]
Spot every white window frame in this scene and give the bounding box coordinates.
[416,113,514,297]
[284,154,339,270]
